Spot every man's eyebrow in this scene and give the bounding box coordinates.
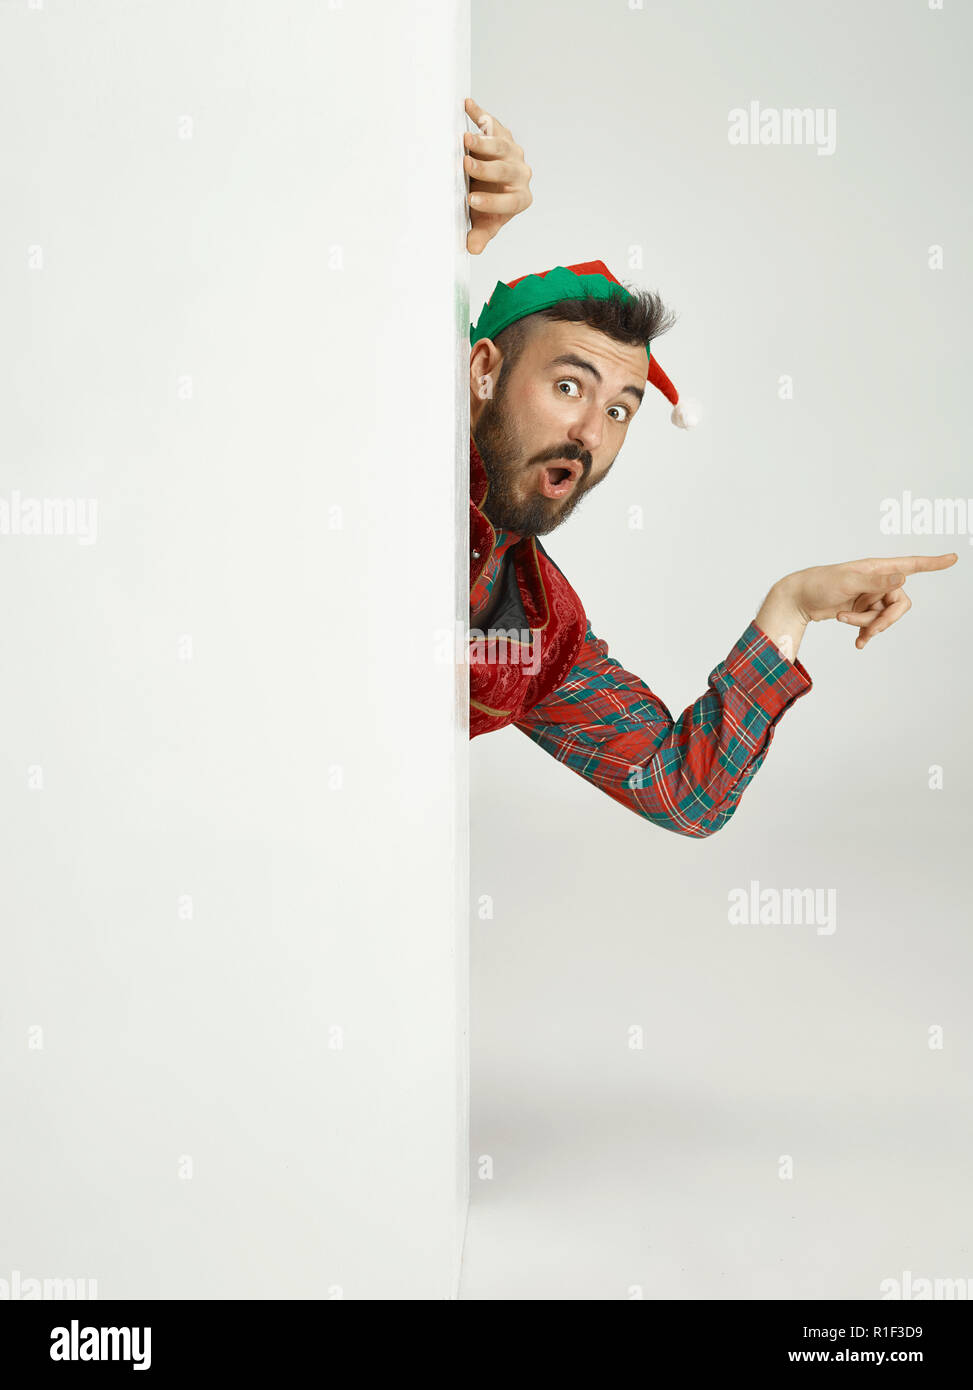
[546,353,645,405]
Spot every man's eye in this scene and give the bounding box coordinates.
[558,379,629,422]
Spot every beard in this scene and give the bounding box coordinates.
[472,384,593,537]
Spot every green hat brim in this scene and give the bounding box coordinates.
[470,265,650,364]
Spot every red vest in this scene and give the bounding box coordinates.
[469,439,588,739]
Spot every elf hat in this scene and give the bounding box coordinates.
[470,259,700,429]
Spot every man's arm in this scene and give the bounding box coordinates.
[513,550,958,836]
[513,618,811,838]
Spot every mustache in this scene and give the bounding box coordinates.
[533,447,591,472]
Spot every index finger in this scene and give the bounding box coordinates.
[881,553,959,575]
[465,97,494,137]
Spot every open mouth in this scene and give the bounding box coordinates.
[538,459,582,500]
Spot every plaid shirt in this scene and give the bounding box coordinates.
[472,532,813,837]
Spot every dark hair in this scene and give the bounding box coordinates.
[494,283,676,387]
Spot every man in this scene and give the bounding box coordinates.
[463,98,957,837]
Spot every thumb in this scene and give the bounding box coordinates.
[467,225,493,255]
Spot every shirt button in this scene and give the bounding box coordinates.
[472,550,480,558]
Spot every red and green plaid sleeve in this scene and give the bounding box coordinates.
[512,619,812,837]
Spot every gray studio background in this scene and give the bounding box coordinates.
[465,0,973,1299]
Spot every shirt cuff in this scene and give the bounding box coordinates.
[709,619,813,721]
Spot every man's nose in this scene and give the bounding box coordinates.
[566,404,603,456]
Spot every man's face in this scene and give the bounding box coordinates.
[469,319,649,536]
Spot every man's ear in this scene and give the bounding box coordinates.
[470,337,501,406]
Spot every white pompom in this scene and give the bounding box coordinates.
[671,397,701,429]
